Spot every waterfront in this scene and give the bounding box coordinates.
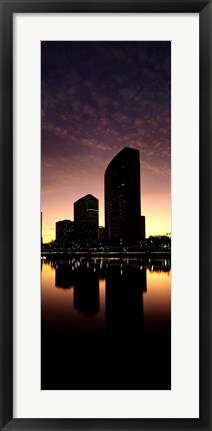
[41,257,171,390]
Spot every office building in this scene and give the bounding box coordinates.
[74,194,98,246]
[105,147,145,245]
[56,219,75,248]
[98,226,105,240]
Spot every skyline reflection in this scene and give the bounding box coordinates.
[41,259,171,390]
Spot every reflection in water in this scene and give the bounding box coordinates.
[55,263,100,316]
[55,263,73,289]
[105,266,146,344]
[41,258,171,390]
[73,268,99,317]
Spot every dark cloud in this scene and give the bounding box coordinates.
[41,40,171,199]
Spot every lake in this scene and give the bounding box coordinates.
[41,257,171,390]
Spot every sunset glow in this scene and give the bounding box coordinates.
[41,42,171,242]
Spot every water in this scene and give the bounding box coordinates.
[41,257,171,390]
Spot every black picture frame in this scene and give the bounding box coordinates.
[0,0,211,430]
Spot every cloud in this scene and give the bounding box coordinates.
[83,104,96,117]
[42,122,68,138]
[41,41,171,199]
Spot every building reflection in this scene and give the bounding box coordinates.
[42,260,170,390]
[55,263,73,289]
[105,266,146,345]
[55,263,99,316]
[54,261,147,328]
[73,268,99,317]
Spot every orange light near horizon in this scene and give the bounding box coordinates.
[42,190,171,243]
[42,262,106,335]
[143,269,171,334]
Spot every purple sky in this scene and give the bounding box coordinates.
[41,41,171,242]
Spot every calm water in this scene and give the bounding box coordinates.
[41,257,171,390]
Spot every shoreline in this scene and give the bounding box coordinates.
[41,250,171,259]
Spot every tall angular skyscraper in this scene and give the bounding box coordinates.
[105,147,145,245]
[74,194,98,246]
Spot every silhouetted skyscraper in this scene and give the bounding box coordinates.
[74,194,98,246]
[56,220,75,248]
[105,147,145,245]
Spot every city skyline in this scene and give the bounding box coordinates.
[42,41,171,242]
